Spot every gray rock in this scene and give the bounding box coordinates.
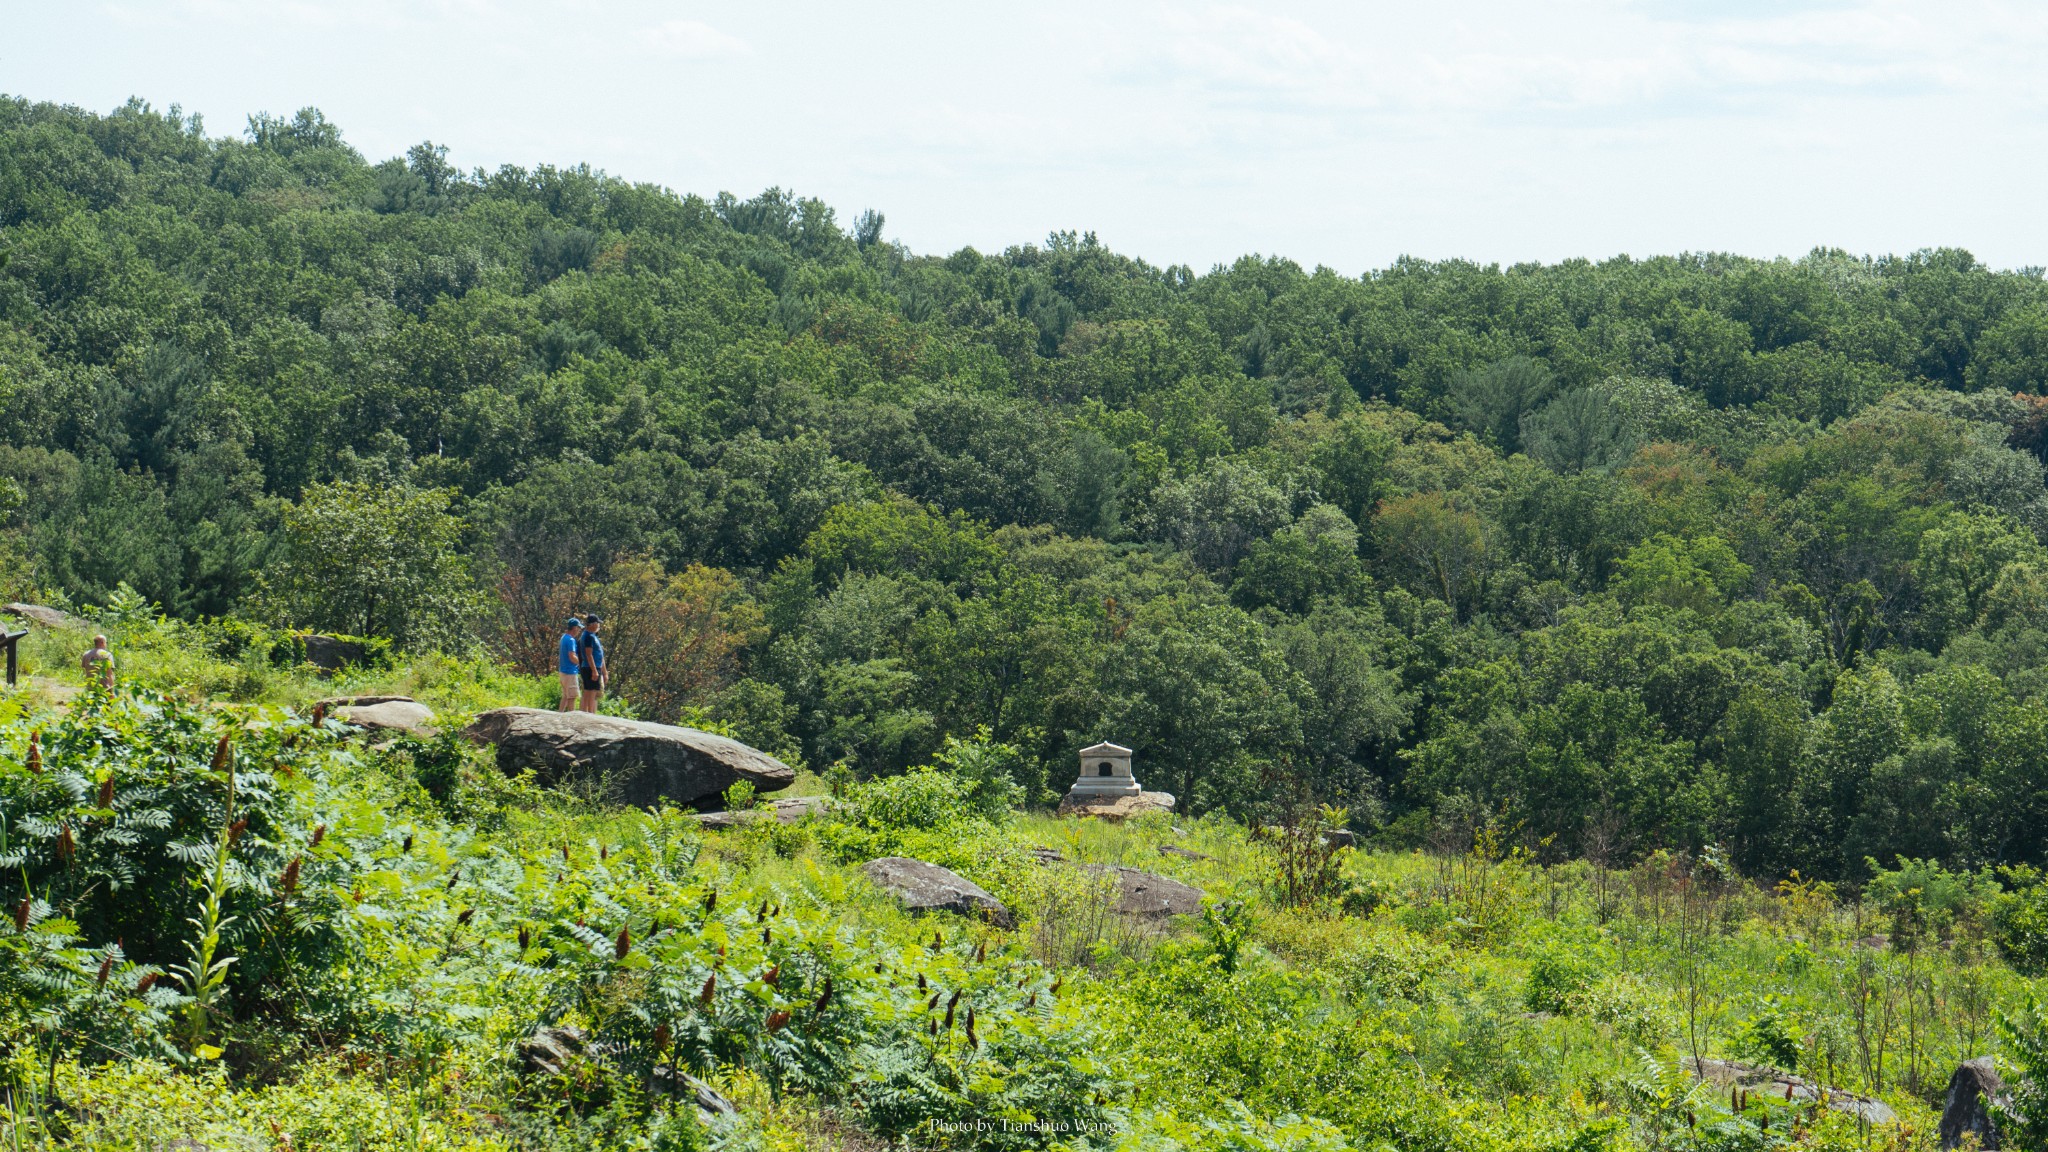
[862,857,1013,928]
[651,1067,739,1118]
[1686,1057,1897,1126]
[465,707,794,808]
[1941,1057,2007,1149]
[518,1024,587,1077]
[335,699,438,737]
[2,603,72,629]
[1158,844,1214,862]
[692,796,829,829]
[1082,864,1205,918]
[301,634,368,673]
[1056,789,1176,820]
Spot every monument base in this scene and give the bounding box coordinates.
[1057,789,1177,821]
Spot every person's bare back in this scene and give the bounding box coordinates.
[81,634,115,688]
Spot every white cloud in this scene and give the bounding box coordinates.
[639,18,749,60]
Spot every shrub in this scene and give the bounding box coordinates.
[1991,866,2048,974]
[1525,948,1595,1015]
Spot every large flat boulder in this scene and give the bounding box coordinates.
[1057,789,1176,821]
[464,707,794,807]
[862,857,1013,928]
[330,697,438,737]
[1081,864,1205,918]
[693,796,830,830]
[4,603,73,629]
[1940,1058,2007,1149]
[1686,1057,1897,1126]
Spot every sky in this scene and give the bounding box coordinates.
[6,1,2048,275]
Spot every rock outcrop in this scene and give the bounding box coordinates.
[1081,864,1204,918]
[3,603,73,629]
[1057,790,1176,821]
[1940,1057,2007,1149]
[1686,1057,1897,1125]
[861,856,1013,928]
[323,696,438,737]
[692,796,829,830]
[464,707,794,807]
[300,634,368,673]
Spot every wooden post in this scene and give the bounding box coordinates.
[1,629,24,687]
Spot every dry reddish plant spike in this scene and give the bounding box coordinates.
[765,1009,791,1033]
[814,977,833,1012]
[310,823,327,848]
[944,991,960,1029]
[457,908,474,925]
[598,844,608,860]
[446,870,460,890]
[135,971,158,995]
[699,974,716,1006]
[917,972,928,992]
[614,926,631,960]
[763,963,781,986]
[228,818,248,843]
[25,731,40,774]
[965,1006,978,1048]
[517,926,531,950]
[653,1023,670,1050]
[310,703,326,726]
[97,777,114,809]
[55,824,75,861]
[14,897,29,933]
[281,857,302,895]
[702,889,717,913]
[400,833,413,853]
[761,925,771,945]
[211,734,232,772]
[96,954,113,988]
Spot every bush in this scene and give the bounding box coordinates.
[1991,867,2048,974]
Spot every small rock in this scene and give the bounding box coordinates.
[1029,846,1067,865]
[1940,1057,2007,1149]
[1081,864,1204,918]
[1158,844,1213,862]
[518,1024,587,1077]
[1322,829,1357,849]
[1057,790,1176,821]
[2,603,72,629]
[862,857,1013,928]
[651,1067,739,1118]
[1686,1057,1897,1126]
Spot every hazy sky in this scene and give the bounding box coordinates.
[8,1,2048,274]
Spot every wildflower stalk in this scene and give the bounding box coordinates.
[173,748,239,1059]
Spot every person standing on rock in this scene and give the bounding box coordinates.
[577,614,607,712]
[81,634,116,689]
[556,617,583,711]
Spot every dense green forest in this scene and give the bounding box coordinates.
[7,95,2048,885]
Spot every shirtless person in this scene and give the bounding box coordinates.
[81,634,116,688]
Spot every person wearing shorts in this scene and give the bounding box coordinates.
[557,617,583,711]
[81,634,116,689]
[577,614,607,712]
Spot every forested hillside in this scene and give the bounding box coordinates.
[6,96,2048,883]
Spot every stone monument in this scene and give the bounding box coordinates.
[1058,741,1175,819]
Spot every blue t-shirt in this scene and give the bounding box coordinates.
[558,633,581,675]
[579,632,605,673]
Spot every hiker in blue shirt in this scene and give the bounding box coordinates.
[557,617,583,711]
[578,614,607,712]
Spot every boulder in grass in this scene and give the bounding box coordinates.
[3,603,73,629]
[692,796,830,830]
[862,856,1014,928]
[1056,790,1176,821]
[1081,864,1205,918]
[330,698,438,737]
[463,707,794,808]
[301,634,368,674]
[1939,1058,2007,1149]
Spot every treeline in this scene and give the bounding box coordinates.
[4,97,2048,881]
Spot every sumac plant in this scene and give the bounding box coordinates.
[0,688,346,1060]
